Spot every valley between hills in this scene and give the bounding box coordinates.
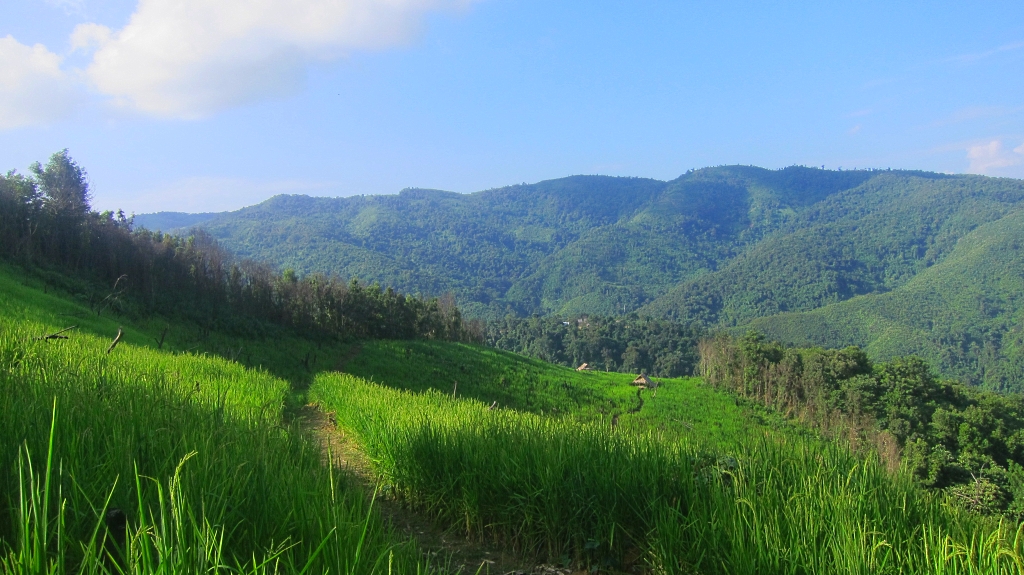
[4,154,1024,574]
[140,165,1024,392]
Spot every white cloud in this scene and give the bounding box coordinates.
[966,140,1024,174]
[0,0,476,130]
[0,36,78,130]
[77,0,476,118]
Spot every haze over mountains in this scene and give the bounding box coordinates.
[136,165,1024,390]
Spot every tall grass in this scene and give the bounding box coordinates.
[341,340,781,446]
[312,372,1024,574]
[0,316,429,574]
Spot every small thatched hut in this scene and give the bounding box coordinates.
[632,374,654,388]
[576,363,592,371]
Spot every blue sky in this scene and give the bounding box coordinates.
[2,1,1023,213]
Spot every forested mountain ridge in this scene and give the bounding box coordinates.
[746,208,1024,391]
[155,166,1024,389]
[642,172,1024,325]
[177,166,879,318]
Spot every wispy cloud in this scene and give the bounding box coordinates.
[929,105,1021,128]
[949,40,1024,64]
[965,139,1024,174]
[44,0,87,17]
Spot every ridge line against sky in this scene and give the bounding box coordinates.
[1,0,1023,213]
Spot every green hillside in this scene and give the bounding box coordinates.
[3,225,1023,573]
[131,210,222,232]
[0,264,430,573]
[186,166,878,317]
[158,167,1024,387]
[184,168,1024,323]
[747,208,1024,391]
[336,339,771,445]
[311,361,1024,573]
[642,172,1024,325]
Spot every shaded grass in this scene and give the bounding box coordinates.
[0,261,342,396]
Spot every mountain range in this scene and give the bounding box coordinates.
[135,165,1024,390]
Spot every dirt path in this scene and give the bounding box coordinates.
[295,404,565,575]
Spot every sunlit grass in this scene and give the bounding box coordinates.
[0,268,431,574]
[313,371,1024,574]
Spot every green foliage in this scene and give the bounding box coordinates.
[311,371,1024,574]
[190,166,877,318]
[485,314,703,377]
[30,149,91,222]
[1,151,482,348]
[0,268,428,573]
[699,331,1024,517]
[645,173,1024,324]
[747,208,1024,391]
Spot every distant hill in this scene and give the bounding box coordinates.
[133,211,223,233]
[745,208,1024,391]
[172,166,1024,389]
[641,172,1024,325]
[191,167,879,317]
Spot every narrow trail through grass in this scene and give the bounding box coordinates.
[295,403,563,575]
[280,342,547,575]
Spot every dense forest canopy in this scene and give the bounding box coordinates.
[150,166,1024,390]
[487,314,703,378]
[0,151,482,344]
[700,331,1024,517]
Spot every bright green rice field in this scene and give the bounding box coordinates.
[0,265,429,574]
[4,262,1024,574]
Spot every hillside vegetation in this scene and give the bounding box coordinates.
[746,208,1024,391]
[1,151,482,346]
[336,339,772,445]
[156,166,1024,388]
[0,264,429,573]
[171,167,875,318]
[311,369,1024,574]
[5,150,1024,572]
[699,331,1024,517]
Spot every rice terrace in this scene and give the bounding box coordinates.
[3,2,1024,574]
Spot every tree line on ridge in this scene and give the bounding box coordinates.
[0,150,483,343]
[699,331,1024,517]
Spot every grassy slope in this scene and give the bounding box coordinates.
[311,368,1024,574]
[747,208,1024,391]
[0,264,426,573]
[3,261,347,392]
[340,339,775,445]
